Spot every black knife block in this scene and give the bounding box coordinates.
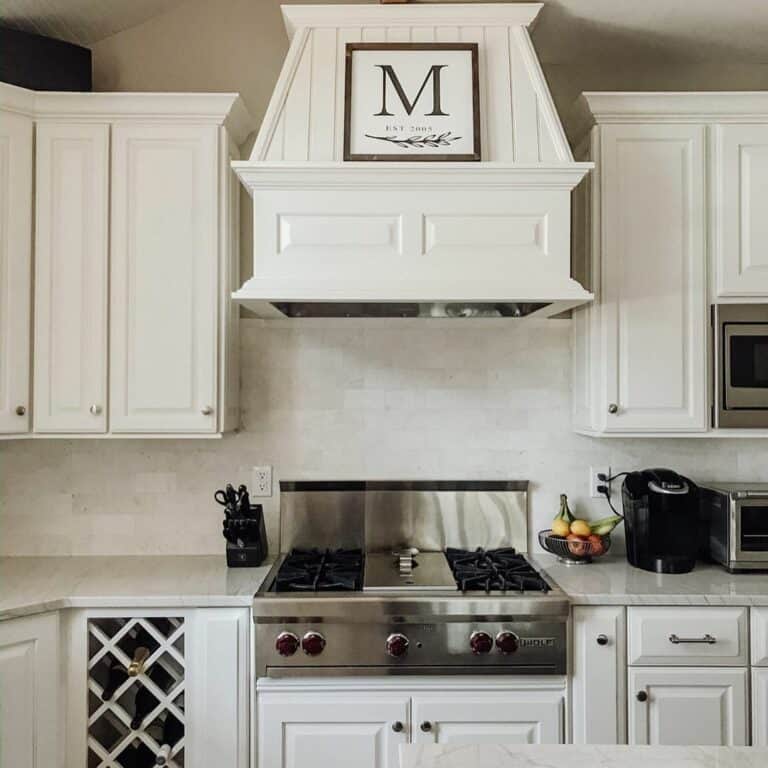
[225,504,268,568]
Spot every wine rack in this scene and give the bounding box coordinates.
[87,616,186,768]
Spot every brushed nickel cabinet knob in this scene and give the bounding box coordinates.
[90,404,102,415]
[608,403,618,414]
[15,405,26,416]
[201,406,214,416]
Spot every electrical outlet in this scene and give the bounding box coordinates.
[590,466,611,499]
[252,465,273,497]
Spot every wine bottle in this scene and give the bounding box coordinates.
[130,664,175,729]
[155,713,183,766]
[119,741,157,768]
[101,657,129,701]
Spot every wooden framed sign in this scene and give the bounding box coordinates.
[343,42,481,161]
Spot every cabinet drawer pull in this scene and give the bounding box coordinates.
[608,403,618,414]
[669,633,716,645]
[391,721,404,733]
[636,691,648,703]
[420,721,432,732]
[15,405,26,416]
[596,634,609,646]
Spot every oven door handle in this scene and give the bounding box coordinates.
[669,633,717,645]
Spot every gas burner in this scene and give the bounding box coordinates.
[274,548,364,592]
[445,547,551,593]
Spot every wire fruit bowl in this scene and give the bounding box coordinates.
[538,529,611,565]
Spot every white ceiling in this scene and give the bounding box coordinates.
[0,0,187,46]
[2,0,768,66]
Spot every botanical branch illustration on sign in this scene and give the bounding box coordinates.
[363,131,462,149]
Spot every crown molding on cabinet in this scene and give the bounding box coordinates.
[570,92,768,147]
[0,84,254,145]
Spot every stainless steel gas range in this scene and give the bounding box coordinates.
[252,481,568,678]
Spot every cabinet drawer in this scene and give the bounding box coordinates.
[627,607,747,666]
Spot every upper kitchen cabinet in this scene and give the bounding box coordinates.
[24,89,253,436]
[573,93,768,437]
[713,116,768,297]
[109,122,220,433]
[0,85,33,434]
[572,106,708,435]
[34,122,109,433]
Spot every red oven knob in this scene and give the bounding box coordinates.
[275,631,300,657]
[496,631,519,655]
[386,633,409,658]
[301,631,326,656]
[469,631,493,655]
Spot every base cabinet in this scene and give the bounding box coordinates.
[257,678,565,768]
[628,667,748,746]
[64,607,249,768]
[571,606,626,744]
[258,691,408,768]
[753,669,768,747]
[411,690,564,744]
[0,613,60,768]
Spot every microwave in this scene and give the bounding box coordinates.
[700,484,768,572]
[713,304,768,428]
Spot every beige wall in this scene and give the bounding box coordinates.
[90,0,768,145]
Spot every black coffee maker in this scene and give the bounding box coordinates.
[622,468,699,574]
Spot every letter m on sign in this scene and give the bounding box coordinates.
[374,65,449,117]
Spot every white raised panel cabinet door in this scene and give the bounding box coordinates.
[0,613,60,768]
[411,689,564,744]
[572,606,626,744]
[0,109,32,433]
[628,667,747,746]
[258,687,408,768]
[186,608,249,768]
[34,123,109,433]
[714,124,768,296]
[110,123,218,433]
[599,124,707,432]
[753,669,768,746]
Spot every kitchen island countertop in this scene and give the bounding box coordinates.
[400,744,768,768]
[530,553,768,606]
[0,555,274,620]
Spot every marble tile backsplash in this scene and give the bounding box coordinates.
[1,318,766,556]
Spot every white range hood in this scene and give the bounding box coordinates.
[233,3,593,319]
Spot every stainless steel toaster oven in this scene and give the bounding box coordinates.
[700,483,768,572]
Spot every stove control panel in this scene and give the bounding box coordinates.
[259,621,565,677]
[469,630,493,655]
[301,631,326,656]
[386,633,409,658]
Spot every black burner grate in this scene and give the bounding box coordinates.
[274,548,364,592]
[445,547,551,593]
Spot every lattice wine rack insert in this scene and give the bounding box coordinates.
[87,617,185,768]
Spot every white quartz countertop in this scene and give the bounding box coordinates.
[530,554,768,606]
[0,555,274,620]
[400,744,768,768]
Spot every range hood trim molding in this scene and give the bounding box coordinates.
[282,3,545,40]
[233,162,593,194]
